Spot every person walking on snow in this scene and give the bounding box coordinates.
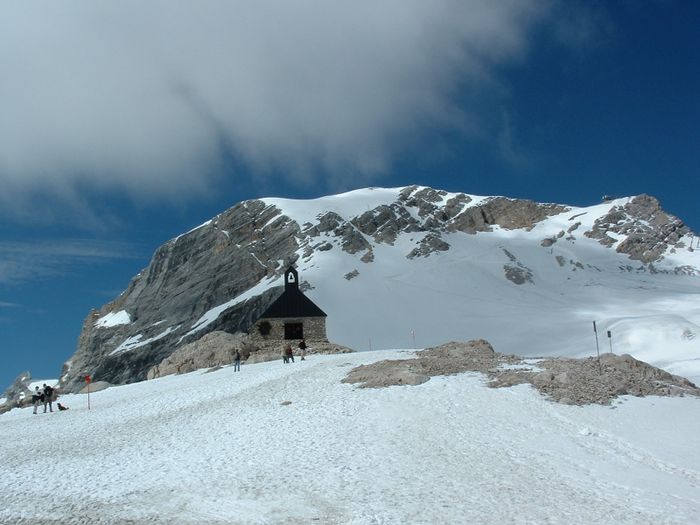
[298,339,307,361]
[286,345,295,363]
[32,386,42,415]
[281,346,289,364]
[233,350,241,372]
[43,383,54,413]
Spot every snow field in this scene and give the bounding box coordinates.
[1,350,699,524]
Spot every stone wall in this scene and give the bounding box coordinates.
[250,316,327,343]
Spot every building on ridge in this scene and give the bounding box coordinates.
[250,266,328,343]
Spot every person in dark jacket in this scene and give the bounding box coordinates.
[233,350,241,372]
[298,339,307,361]
[43,383,54,413]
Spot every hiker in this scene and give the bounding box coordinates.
[57,403,69,411]
[298,339,307,361]
[286,345,295,363]
[233,350,241,372]
[281,346,288,364]
[43,383,54,413]
[31,386,43,415]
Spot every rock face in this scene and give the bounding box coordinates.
[0,371,33,413]
[585,195,690,263]
[146,331,251,379]
[53,186,697,393]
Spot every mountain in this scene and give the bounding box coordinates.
[2,349,699,524]
[57,185,700,392]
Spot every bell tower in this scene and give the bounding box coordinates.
[285,266,299,291]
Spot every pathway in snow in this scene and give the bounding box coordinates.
[1,350,698,524]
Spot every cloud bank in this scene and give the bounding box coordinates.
[0,1,553,206]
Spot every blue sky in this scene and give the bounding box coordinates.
[1,1,698,391]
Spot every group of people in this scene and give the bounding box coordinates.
[31,383,69,414]
[282,339,307,363]
[31,384,54,414]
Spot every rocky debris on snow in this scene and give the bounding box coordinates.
[343,340,513,389]
[520,353,700,405]
[501,248,534,284]
[343,340,700,405]
[147,330,353,379]
[146,331,252,379]
[344,269,360,280]
[406,233,451,259]
[504,264,534,285]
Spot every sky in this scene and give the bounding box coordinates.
[0,1,698,390]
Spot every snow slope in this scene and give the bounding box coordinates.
[260,189,700,385]
[2,351,698,524]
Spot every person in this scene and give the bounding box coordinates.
[281,346,288,364]
[286,345,295,363]
[57,403,69,411]
[298,339,307,361]
[43,383,54,413]
[31,386,42,415]
[233,350,241,372]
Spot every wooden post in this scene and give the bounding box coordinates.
[85,375,92,410]
[593,322,601,374]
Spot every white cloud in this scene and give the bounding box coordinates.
[0,1,555,206]
[0,240,140,285]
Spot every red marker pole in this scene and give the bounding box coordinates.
[85,375,92,410]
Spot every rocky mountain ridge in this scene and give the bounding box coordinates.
[6,185,696,397]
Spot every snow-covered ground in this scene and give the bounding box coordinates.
[2,350,698,525]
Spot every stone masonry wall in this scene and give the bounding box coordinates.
[250,316,327,343]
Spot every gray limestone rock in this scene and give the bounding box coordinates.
[40,186,696,396]
[585,195,690,264]
[447,197,568,234]
[147,331,250,379]
[406,233,450,259]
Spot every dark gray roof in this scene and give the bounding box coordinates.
[259,287,327,319]
[258,265,327,319]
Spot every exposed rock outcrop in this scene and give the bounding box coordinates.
[146,331,251,379]
[148,331,353,379]
[585,194,690,264]
[343,341,699,405]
